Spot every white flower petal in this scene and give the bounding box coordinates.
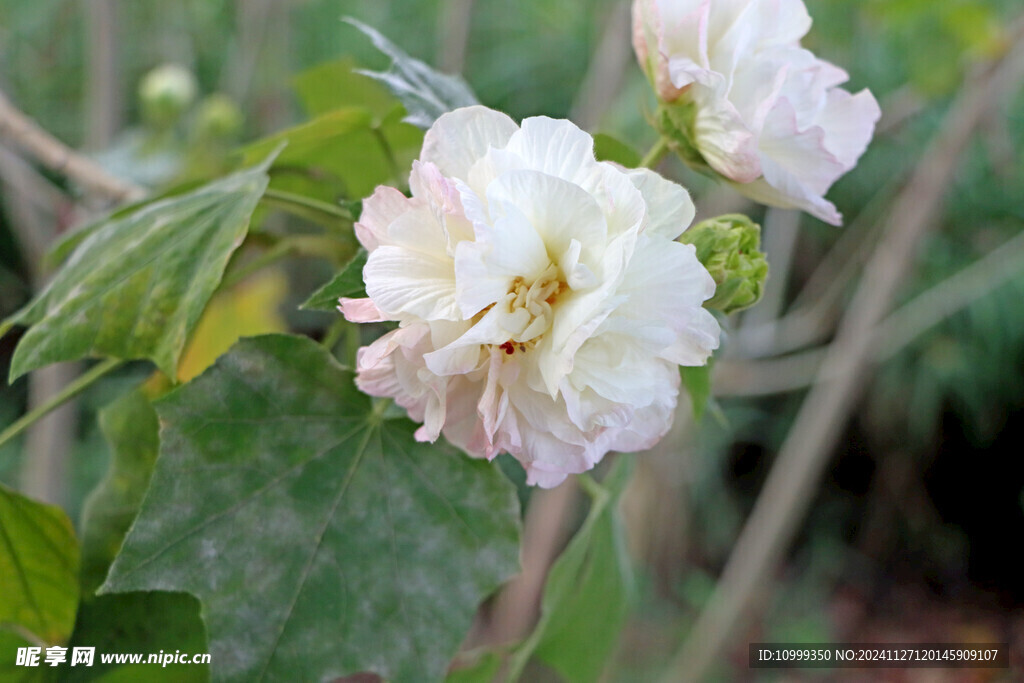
[662,306,722,366]
[504,117,597,183]
[454,200,551,317]
[731,173,841,225]
[625,167,696,239]
[364,245,459,320]
[421,105,519,179]
[819,88,881,169]
[486,170,608,264]
[758,96,845,193]
[691,88,762,182]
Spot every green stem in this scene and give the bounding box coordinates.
[371,125,402,186]
[344,319,362,369]
[320,316,347,352]
[640,137,670,169]
[0,319,13,342]
[260,188,354,228]
[220,240,295,290]
[576,471,608,504]
[0,358,123,451]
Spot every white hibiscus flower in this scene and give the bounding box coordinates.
[633,0,880,225]
[340,105,720,487]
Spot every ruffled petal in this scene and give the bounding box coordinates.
[346,105,720,488]
[503,116,598,185]
[486,170,608,266]
[354,185,412,251]
[364,244,459,320]
[819,88,881,170]
[421,105,519,179]
[625,167,696,239]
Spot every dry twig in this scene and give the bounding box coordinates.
[0,90,143,202]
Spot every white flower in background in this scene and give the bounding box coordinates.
[340,105,720,487]
[632,0,881,225]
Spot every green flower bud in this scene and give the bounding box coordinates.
[139,64,197,129]
[680,214,768,314]
[194,94,244,141]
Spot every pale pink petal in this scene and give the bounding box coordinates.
[356,325,426,373]
[338,297,385,323]
[758,97,845,195]
[355,185,412,251]
[732,173,842,225]
[410,160,475,248]
[819,88,881,169]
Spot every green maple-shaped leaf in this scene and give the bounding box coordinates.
[100,334,521,683]
[3,162,269,381]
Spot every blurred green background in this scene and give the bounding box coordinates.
[1,0,1023,680]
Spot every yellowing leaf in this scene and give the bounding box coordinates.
[175,268,288,383]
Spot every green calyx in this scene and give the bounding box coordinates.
[654,101,715,177]
[680,214,768,314]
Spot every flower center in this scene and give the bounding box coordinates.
[494,262,566,355]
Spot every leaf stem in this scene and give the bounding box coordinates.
[320,316,347,351]
[261,188,354,225]
[0,358,123,451]
[639,137,670,169]
[576,471,607,503]
[371,125,402,186]
[220,240,295,290]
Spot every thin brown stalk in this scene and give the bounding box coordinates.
[715,220,1024,397]
[0,90,143,202]
[569,1,633,132]
[485,479,580,646]
[437,0,477,75]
